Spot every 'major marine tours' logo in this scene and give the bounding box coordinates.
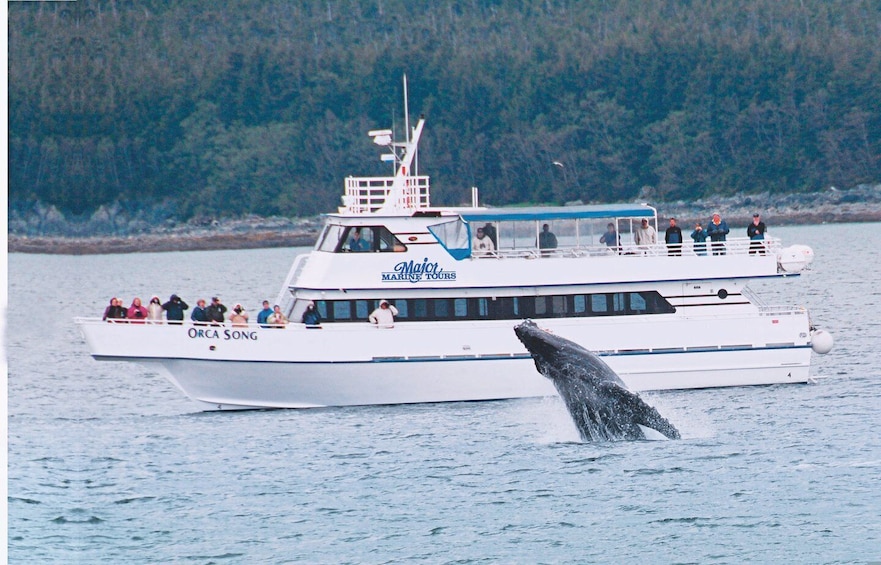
[382,258,457,283]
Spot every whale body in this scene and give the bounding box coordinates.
[514,320,680,442]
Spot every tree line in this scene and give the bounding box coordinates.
[8,0,880,221]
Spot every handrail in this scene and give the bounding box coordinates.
[471,236,782,259]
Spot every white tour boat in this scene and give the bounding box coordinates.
[76,106,833,411]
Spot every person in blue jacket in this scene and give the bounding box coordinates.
[190,299,208,324]
[706,213,730,255]
[257,300,273,328]
[691,222,708,256]
[348,228,370,252]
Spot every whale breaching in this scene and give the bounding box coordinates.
[514,320,680,442]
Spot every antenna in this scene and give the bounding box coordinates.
[403,74,410,143]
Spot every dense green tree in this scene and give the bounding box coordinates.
[7,0,881,221]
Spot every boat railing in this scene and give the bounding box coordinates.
[478,236,782,259]
[342,176,430,213]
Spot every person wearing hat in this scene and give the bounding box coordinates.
[706,213,730,255]
[162,294,189,324]
[747,213,767,255]
[472,226,496,256]
[205,296,227,325]
[368,299,399,329]
[191,299,209,324]
[230,303,249,327]
[634,218,657,249]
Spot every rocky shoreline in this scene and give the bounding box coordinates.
[9,184,881,255]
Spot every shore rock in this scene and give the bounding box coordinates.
[8,184,881,255]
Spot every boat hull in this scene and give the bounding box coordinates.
[77,307,814,410]
[95,345,812,411]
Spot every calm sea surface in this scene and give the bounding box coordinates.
[7,223,881,564]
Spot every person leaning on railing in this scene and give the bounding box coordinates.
[268,305,288,328]
[747,213,767,255]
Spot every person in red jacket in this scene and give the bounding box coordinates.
[127,297,148,323]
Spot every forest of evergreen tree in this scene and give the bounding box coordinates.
[8,0,881,220]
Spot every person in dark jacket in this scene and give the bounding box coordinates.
[537,223,558,255]
[706,213,730,255]
[747,213,767,255]
[691,223,708,256]
[482,223,498,249]
[664,218,683,256]
[191,299,209,324]
[301,302,322,327]
[162,294,189,324]
[103,297,127,321]
[205,297,227,324]
[599,223,620,252]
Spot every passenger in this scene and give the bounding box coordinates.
[482,222,498,248]
[147,296,164,321]
[103,297,127,321]
[747,213,767,255]
[301,302,322,327]
[229,304,249,327]
[126,297,148,323]
[599,223,620,252]
[268,305,288,328]
[634,218,657,247]
[691,223,708,256]
[191,299,209,324]
[348,228,370,252]
[707,213,730,255]
[162,294,189,324]
[664,218,683,256]
[257,300,273,328]
[205,296,227,325]
[538,223,558,255]
[472,226,496,256]
[369,299,398,329]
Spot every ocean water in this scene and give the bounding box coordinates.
[7,223,881,564]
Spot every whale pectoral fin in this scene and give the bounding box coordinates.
[603,385,681,440]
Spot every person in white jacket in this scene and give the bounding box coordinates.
[369,300,399,328]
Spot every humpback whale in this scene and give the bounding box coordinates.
[514,320,680,442]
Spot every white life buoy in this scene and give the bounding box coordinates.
[810,329,834,354]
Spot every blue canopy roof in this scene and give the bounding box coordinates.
[460,203,656,222]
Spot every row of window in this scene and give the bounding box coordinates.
[310,291,675,323]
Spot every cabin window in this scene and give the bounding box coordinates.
[629,292,647,313]
[333,301,352,320]
[315,301,329,319]
[552,295,568,316]
[434,299,450,318]
[534,296,548,316]
[429,219,471,260]
[412,299,428,318]
[355,300,371,319]
[591,294,608,314]
[612,293,626,313]
[454,298,468,317]
[318,224,347,252]
[336,226,406,253]
[310,291,673,323]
